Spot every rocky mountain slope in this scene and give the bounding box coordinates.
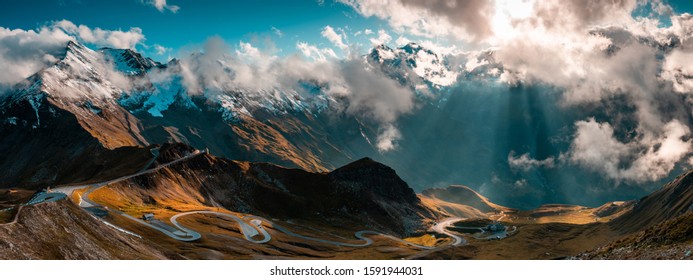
[97,143,437,236]
[0,200,176,259]
[580,212,693,260]
[610,170,693,234]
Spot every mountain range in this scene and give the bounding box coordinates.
[3,40,672,209]
[1,41,692,260]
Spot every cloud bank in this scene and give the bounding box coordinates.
[338,0,495,41]
[339,0,693,183]
[0,20,145,85]
[171,37,413,151]
[568,118,691,183]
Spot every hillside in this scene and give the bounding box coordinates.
[88,147,437,236]
[610,170,693,233]
[580,212,693,260]
[420,185,507,214]
[0,200,175,259]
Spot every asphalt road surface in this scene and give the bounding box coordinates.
[171,211,271,243]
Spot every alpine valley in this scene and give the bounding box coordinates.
[1,36,693,260]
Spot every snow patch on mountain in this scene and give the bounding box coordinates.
[368,43,459,87]
[410,49,457,86]
[206,88,318,122]
[26,92,43,127]
[100,48,163,75]
[119,74,197,117]
[30,41,125,105]
[373,46,397,61]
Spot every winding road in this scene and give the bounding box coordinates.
[403,218,468,260]
[244,215,439,249]
[11,147,471,254]
[432,218,466,246]
[172,211,270,243]
[47,149,273,244]
[48,149,207,240]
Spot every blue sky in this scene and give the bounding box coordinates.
[0,0,397,60]
[669,0,693,13]
[1,0,693,62]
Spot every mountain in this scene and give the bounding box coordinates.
[2,33,693,260]
[0,41,352,188]
[1,41,459,196]
[579,212,693,260]
[411,170,693,260]
[100,47,165,75]
[610,170,693,233]
[1,41,148,148]
[0,42,156,188]
[94,144,437,235]
[2,140,692,259]
[368,43,459,87]
[569,171,693,259]
[0,199,175,259]
[419,185,508,218]
[1,141,445,259]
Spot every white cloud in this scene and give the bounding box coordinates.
[662,50,693,94]
[508,151,555,172]
[321,25,348,50]
[178,37,345,95]
[395,35,409,46]
[369,29,392,46]
[236,41,262,60]
[354,29,373,37]
[176,37,413,152]
[376,124,402,152]
[338,0,495,42]
[339,0,642,46]
[339,59,414,152]
[0,27,70,85]
[0,20,146,85]
[660,14,693,94]
[143,0,180,13]
[568,118,692,183]
[53,20,145,49]
[296,42,338,62]
[335,0,693,181]
[649,0,673,17]
[514,179,528,188]
[153,44,170,55]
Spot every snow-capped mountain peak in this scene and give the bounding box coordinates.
[1,41,130,129]
[36,41,124,103]
[368,43,458,87]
